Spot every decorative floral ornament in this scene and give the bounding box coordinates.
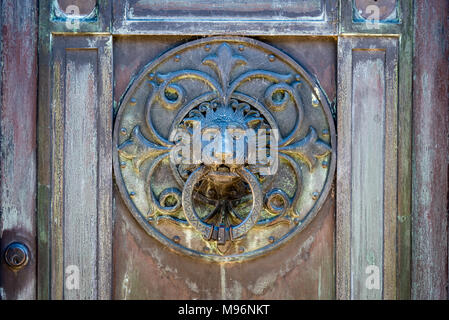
[114,37,335,260]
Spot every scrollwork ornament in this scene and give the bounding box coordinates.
[113,36,336,261]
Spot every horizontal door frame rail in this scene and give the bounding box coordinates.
[42,0,410,36]
[34,0,429,300]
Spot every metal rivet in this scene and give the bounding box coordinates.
[312,95,319,107]
[174,55,181,62]
[203,246,210,253]
[268,236,275,243]
[120,161,126,168]
[322,129,330,137]
[321,161,329,169]
[148,73,155,80]
[238,44,244,51]
[312,192,319,201]
[268,54,275,62]
[294,217,301,224]
[120,128,127,135]
[129,191,136,198]
[295,74,301,81]
[4,242,29,270]
[173,235,181,243]
[130,98,137,105]
[205,44,211,51]
[238,247,245,253]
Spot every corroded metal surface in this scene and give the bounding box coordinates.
[113,36,336,261]
[0,0,38,300]
[112,0,338,35]
[412,0,449,300]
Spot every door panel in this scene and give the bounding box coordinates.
[337,37,399,299]
[112,36,337,299]
[43,35,113,299]
[0,0,38,300]
[113,185,334,299]
[112,0,338,35]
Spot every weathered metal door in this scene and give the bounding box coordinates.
[1,0,448,300]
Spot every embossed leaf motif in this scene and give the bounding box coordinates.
[115,39,334,258]
[118,126,169,172]
[279,127,331,171]
[202,43,247,94]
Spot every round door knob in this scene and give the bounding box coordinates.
[4,242,29,270]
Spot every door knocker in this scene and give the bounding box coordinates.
[113,36,336,261]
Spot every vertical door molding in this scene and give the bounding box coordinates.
[42,35,113,299]
[411,0,449,300]
[38,0,113,300]
[0,0,38,300]
[337,36,399,299]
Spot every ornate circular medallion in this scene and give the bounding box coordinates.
[113,36,336,262]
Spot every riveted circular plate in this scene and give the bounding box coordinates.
[113,36,336,262]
